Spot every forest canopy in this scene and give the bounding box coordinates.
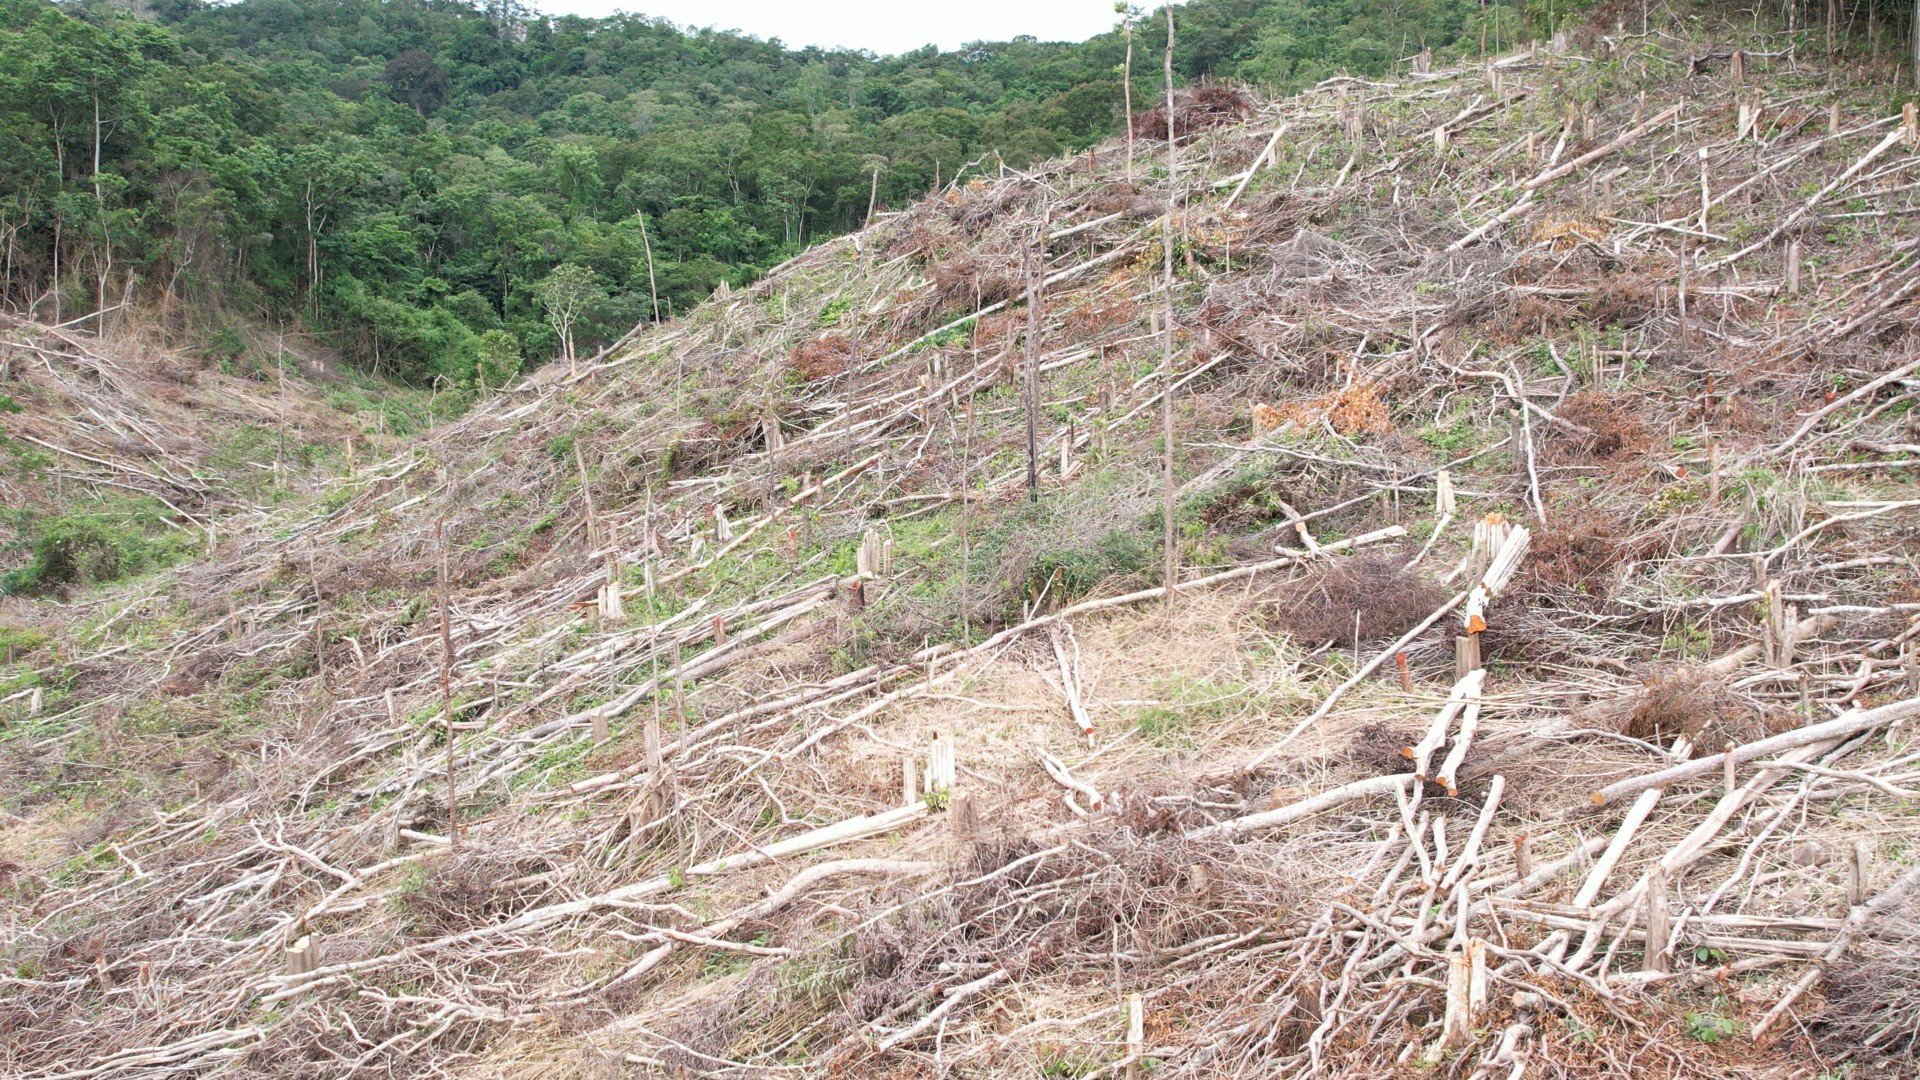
[0,0,1543,382]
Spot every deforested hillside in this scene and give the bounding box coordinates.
[0,317,408,596]
[9,8,1920,1078]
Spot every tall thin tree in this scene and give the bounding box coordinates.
[1160,2,1179,609]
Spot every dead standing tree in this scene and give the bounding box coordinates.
[1024,219,1046,501]
[437,517,459,848]
[1120,3,1141,182]
[1159,0,1179,609]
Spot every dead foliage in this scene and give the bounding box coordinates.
[1085,179,1159,217]
[1231,188,1313,246]
[1060,298,1139,339]
[930,251,1020,307]
[1282,378,1396,437]
[1818,891,1920,1066]
[788,333,856,381]
[1131,84,1256,139]
[1583,270,1667,326]
[1526,492,1655,592]
[1623,665,1777,751]
[397,848,555,937]
[954,179,1045,237]
[972,307,1021,348]
[878,215,954,261]
[1531,215,1609,251]
[1337,721,1422,777]
[665,410,761,479]
[1544,390,1652,466]
[1273,553,1445,645]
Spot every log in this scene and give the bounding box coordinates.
[1587,695,1920,807]
[1185,773,1416,840]
[1520,104,1682,191]
[1573,737,1689,907]
[1409,670,1485,780]
[1051,629,1095,744]
[1433,690,1485,796]
[1439,775,1504,892]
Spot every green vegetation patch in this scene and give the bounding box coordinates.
[2,498,199,595]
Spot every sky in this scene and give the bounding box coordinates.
[536,1,1122,55]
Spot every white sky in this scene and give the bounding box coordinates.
[538,1,1122,55]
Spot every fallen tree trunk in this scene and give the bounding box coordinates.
[1585,695,1920,808]
[1184,773,1416,840]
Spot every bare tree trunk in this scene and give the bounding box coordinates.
[960,395,974,642]
[275,325,287,486]
[438,518,460,848]
[1,213,17,307]
[50,211,60,324]
[1123,21,1136,182]
[305,183,320,318]
[49,114,62,323]
[92,89,110,328]
[1023,225,1044,501]
[638,212,661,323]
[1160,2,1179,609]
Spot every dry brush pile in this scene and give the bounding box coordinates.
[8,6,1920,1077]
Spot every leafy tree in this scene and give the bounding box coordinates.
[472,327,522,389]
[535,262,603,376]
[384,49,450,116]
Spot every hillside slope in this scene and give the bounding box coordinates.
[7,11,1920,1078]
[0,317,408,595]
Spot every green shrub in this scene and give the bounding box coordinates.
[471,329,524,389]
[3,508,197,595]
[1685,1011,1738,1043]
[0,626,50,659]
[201,326,249,374]
[1024,525,1154,602]
[970,472,1160,612]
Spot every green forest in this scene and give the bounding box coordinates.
[1,0,1552,385]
